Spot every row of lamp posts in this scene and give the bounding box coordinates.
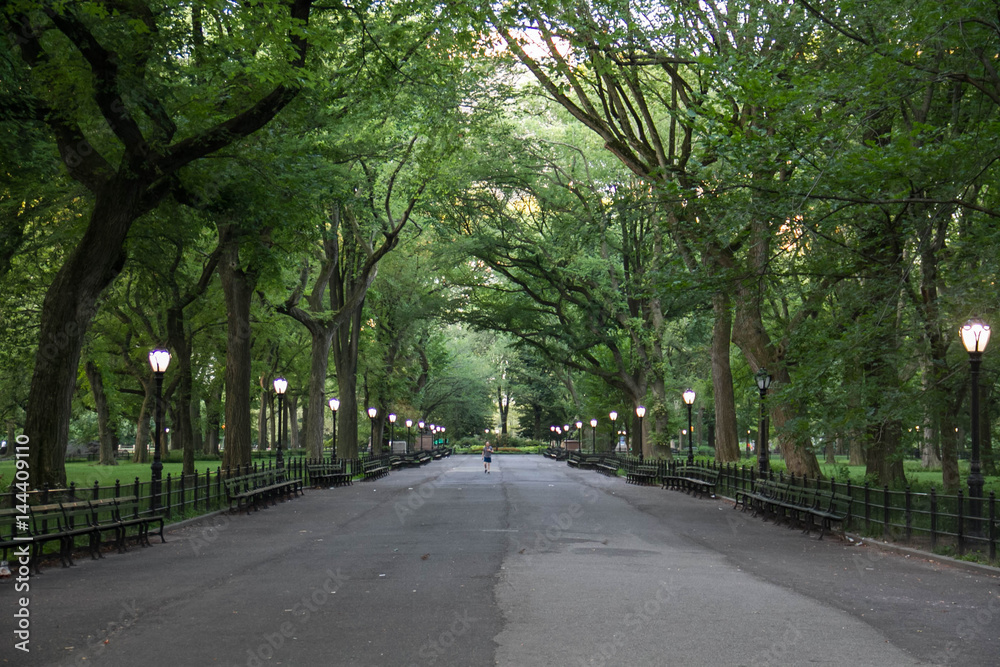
[145,316,988,517]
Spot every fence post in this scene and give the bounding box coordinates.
[863,482,871,533]
[957,490,965,556]
[883,485,890,538]
[904,486,912,541]
[92,480,100,500]
[165,473,172,519]
[930,487,937,550]
[114,479,121,498]
[179,472,187,515]
[68,481,77,501]
[989,492,996,564]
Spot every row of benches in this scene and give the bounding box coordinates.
[543,447,568,461]
[224,469,303,513]
[561,453,851,539]
[735,478,853,539]
[1,496,164,573]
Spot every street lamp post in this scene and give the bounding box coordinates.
[418,421,425,451]
[756,368,772,475]
[961,318,991,520]
[328,397,340,461]
[575,421,583,453]
[273,378,288,469]
[367,407,378,454]
[590,418,597,454]
[388,413,397,453]
[635,406,646,461]
[683,389,696,464]
[609,411,618,452]
[148,349,171,513]
[405,419,413,455]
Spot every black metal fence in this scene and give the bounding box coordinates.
[2,455,366,519]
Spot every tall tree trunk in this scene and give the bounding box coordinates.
[301,328,334,457]
[289,394,300,451]
[26,182,143,487]
[85,360,116,466]
[259,383,269,451]
[711,292,740,462]
[204,381,222,456]
[132,379,152,464]
[191,398,203,455]
[219,228,256,469]
[333,305,364,459]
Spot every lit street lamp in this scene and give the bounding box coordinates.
[328,397,340,461]
[756,368,772,475]
[635,406,646,461]
[590,418,598,454]
[683,389,696,464]
[367,407,378,454]
[418,421,425,450]
[961,318,991,519]
[148,349,171,513]
[609,411,618,452]
[273,377,288,469]
[575,421,583,452]
[405,419,413,454]
[388,413,397,453]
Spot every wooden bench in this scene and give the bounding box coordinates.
[626,465,659,485]
[594,458,620,477]
[224,470,301,513]
[662,466,719,497]
[735,479,853,539]
[308,463,353,488]
[0,496,167,574]
[88,496,166,550]
[362,459,390,481]
[28,503,93,571]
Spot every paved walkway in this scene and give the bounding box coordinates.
[2,456,998,666]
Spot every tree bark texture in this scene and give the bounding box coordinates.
[219,231,256,469]
[711,292,740,462]
[85,360,116,466]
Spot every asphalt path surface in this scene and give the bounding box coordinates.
[2,455,998,666]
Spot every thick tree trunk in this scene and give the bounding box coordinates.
[333,305,364,459]
[191,398,203,455]
[132,380,152,464]
[921,426,942,468]
[26,182,143,487]
[204,381,222,456]
[302,328,334,457]
[289,394,300,451]
[85,361,116,466]
[166,305,195,475]
[711,292,740,462]
[259,385,269,451]
[219,232,256,469]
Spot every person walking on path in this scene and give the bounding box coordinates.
[483,441,493,473]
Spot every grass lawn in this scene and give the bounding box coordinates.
[727,455,1000,495]
[0,460,229,490]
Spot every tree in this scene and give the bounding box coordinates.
[5,0,319,486]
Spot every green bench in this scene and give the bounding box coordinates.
[662,466,719,497]
[308,463,353,488]
[735,478,853,539]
